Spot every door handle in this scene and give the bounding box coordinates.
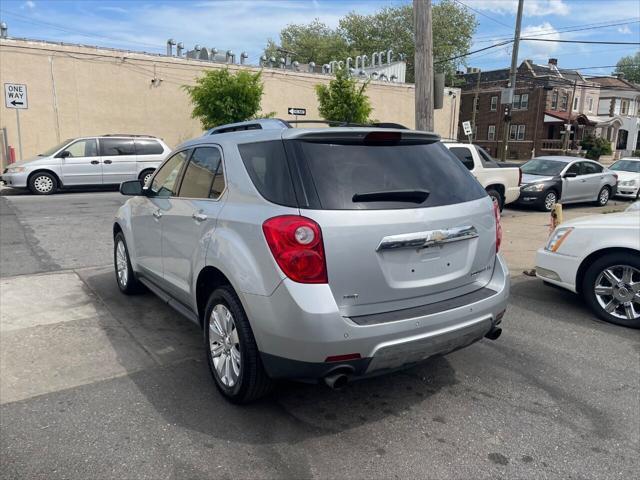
[91,160,100,165]
[103,159,113,164]
[153,209,163,220]
[192,212,208,222]
[580,179,587,183]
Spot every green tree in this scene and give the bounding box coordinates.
[264,1,477,83]
[183,69,267,129]
[264,19,350,65]
[315,68,372,124]
[614,51,640,83]
[580,135,613,160]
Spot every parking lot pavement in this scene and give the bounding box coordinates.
[1,190,639,479]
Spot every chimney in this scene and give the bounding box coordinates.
[548,58,558,66]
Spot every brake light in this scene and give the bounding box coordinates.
[263,215,328,283]
[493,201,502,253]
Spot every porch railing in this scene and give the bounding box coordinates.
[540,139,563,150]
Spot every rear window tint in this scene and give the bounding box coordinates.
[448,147,474,170]
[238,140,297,207]
[100,138,135,156]
[290,140,486,210]
[135,139,164,155]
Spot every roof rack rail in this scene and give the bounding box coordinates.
[102,134,158,138]
[207,118,291,135]
[287,120,409,129]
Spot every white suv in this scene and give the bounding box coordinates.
[1,135,170,194]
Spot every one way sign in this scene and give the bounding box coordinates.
[5,83,28,109]
[287,107,306,116]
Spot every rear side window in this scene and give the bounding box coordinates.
[135,139,164,155]
[290,140,486,210]
[238,140,297,207]
[581,162,602,174]
[448,147,475,170]
[100,138,135,156]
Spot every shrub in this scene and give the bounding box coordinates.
[580,135,612,160]
[315,68,372,124]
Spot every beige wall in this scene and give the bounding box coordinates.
[0,38,459,167]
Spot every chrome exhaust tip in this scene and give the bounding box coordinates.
[485,326,502,340]
[324,373,349,390]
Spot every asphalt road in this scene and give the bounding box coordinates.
[0,189,638,480]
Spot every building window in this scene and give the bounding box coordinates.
[488,125,496,140]
[509,124,517,140]
[621,99,629,115]
[587,96,594,112]
[490,96,498,111]
[473,96,479,112]
[573,96,579,111]
[560,94,568,111]
[521,94,529,109]
[517,125,526,140]
[513,94,521,110]
[551,90,558,109]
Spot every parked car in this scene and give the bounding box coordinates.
[515,156,618,211]
[443,142,521,210]
[113,120,509,403]
[609,157,640,200]
[536,207,640,328]
[0,135,170,195]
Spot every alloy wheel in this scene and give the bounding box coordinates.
[34,175,54,194]
[209,304,241,388]
[143,172,153,186]
[599,188,609,205]
[544,192,556,211]
[594,265,640,321]
[115,240,129,287]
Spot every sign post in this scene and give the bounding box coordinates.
[462,120,473,143]
[4,83,28,162]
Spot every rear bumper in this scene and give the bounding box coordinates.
[504,186,521,205]
[243,254,510,380]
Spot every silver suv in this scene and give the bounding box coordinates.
[113,120,509,403]
[1,135,170,194]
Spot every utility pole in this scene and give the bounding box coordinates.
[500,0,524,161]
[414,0,434,131]
[471,68,481,141]
[563,79,578,153]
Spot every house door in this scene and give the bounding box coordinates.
[616,129,628,150]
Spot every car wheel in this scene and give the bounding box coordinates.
[486,189,504,211]
[204,285,274,403]
[28,172,57,195]
[582,253,640,328]
[139,169,155,187]
[539,190,557,212]
[595,186,610,206]
[114,232,143,294]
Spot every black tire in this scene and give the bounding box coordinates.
[204,286,274,404]
[113,232,144,294]
[138,169,155,187]
[594,186,611,206]
[28,171,58,195]
[538,190,558,212]
[582,252,640,329]
[486,189,504,211]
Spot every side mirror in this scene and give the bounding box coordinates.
[563,171,577,178]
[57,150,71,159]
[120,179,144,196]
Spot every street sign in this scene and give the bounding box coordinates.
[500,87,513,105]
[462,121,473,136]
[4,83,28,109]
[287,107,306,116]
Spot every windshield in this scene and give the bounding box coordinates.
[521,159,566,176]
[610,160,640,173]
[39,139,74,157]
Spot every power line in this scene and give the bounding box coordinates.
[451,0,513,29]
[435,40,513,65]
[521,38,640,45]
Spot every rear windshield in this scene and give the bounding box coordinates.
[289,140,486,210]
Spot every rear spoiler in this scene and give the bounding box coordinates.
[283,129,440,145]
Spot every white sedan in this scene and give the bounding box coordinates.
[535,205,640,328]
[610,157,640,200]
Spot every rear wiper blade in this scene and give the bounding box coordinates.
[352,189,430,204]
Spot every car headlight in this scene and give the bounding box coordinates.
[523,183,545,192]
[620,179,638,186]
[5,167,26,174]
[545,227,574,252]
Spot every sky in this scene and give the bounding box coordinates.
[0,0,638,76]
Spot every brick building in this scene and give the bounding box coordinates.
[458,59,601,160]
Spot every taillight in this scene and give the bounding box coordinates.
[262,215,328,283]
[493,201,502,253]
